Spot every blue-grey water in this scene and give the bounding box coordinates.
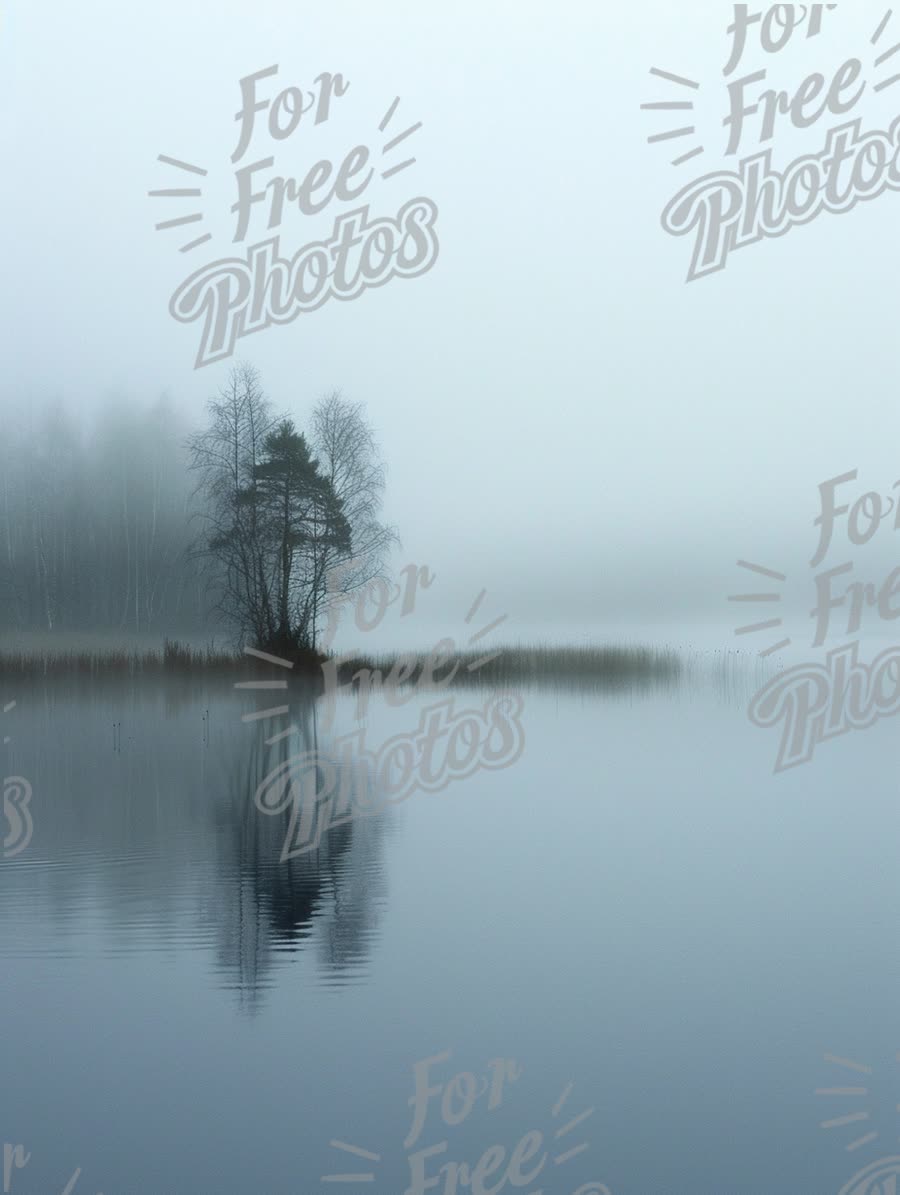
[1,658,898,1195]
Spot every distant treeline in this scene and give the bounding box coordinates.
[0,367,396,650]
[0,395,208,633]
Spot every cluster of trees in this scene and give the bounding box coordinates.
[0,365,395,652]
[189,364,395,653]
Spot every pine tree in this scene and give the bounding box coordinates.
[254,420,350,651]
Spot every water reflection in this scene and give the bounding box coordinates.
[0,650,768,1011]
[2,653,872,1195]
[0,679,391,1007]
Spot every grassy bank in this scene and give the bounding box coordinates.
[0,638,682,691]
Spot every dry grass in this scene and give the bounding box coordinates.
[347,643,683,694]
[0,639,242,679]
[0,639,683,695]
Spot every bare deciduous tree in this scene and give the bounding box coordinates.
[187,362,276,646]
[303,391,399,645]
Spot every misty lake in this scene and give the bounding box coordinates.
[2,656,900,1195]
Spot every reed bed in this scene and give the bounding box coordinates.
[352,642,684,694]
[0,639,683,693]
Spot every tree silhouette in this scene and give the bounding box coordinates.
[253,420,350,651]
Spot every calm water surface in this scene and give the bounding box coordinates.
[1,658,899,1194]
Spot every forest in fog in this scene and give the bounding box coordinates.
[0,394,205,633]
[0,366,393,648]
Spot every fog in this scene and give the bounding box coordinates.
[2,0,897,646]
[8,11,900,1193]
